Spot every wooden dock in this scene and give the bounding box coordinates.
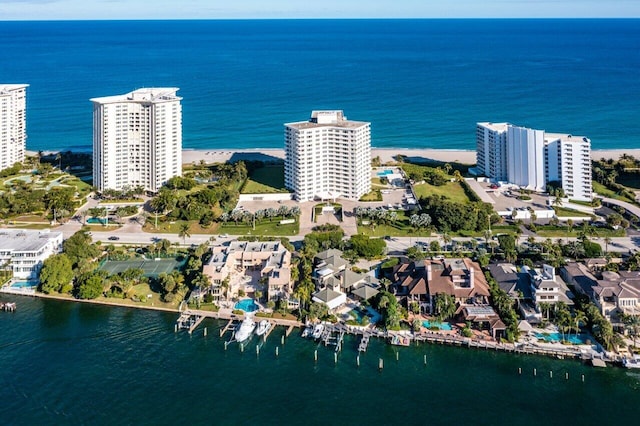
[358,334,370,352]
[262,322,276,342]
[219,319,238,337]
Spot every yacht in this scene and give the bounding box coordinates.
[255,320,271,337]
[623,355,640,369]
[301,324,313,338]
[312,323,324,340]
[234,316,256,342]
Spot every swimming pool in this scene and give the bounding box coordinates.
[377,169,393,177]
[534,332,591,345]
[10,281,38,289]
[234,299,259,313]
[422,320,453,331]
[87,217,107,225]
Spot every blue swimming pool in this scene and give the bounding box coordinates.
[11,281,38,289]
[87,217,107,225]
[377,169,393,177]
[234,299,259,313]
[422,320,453,331]
[534,332,591,345]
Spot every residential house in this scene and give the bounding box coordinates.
[426,258,490,314]
[524,264,573,309]
[391,260,428,310]
[202,241,292,303]
[0,229,63,280]
[562,262,640,324]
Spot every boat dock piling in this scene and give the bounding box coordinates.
[358,334,370,352]
[219,319,237,337]
[263,322,275,342]
[285,325,294,337]
[175,311,205,334]
[1,302,17,312]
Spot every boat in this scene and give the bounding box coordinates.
[255,320,271,337]
[623,355,640,369]
[234,316,256,342]
[312,323,324,340]
[390,335,411,346]
[301,324,313,338]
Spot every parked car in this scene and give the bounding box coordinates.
[108,236,120,241]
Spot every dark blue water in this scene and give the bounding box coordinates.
[1,296,640,425]
[1,19,638,152]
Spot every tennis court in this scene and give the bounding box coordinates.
[98,258,186,278]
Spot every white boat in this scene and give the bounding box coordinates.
[255,320,271,337]
[301,325,313,338]
[623,355,640,369]
[234,316,256,342]
[312,323,324,340]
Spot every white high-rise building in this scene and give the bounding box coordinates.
[0,84,28,171]
[91,88,182,193]
[544,133,592,201]
[284,111,371,202]
[476,122,592,201]
[506,125,546,191]
[476,123,508,181]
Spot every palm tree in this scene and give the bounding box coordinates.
[603,236,612,254]
[441,232,452,252]
[572,310,587,339]
[178,223,191,245]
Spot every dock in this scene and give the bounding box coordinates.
[175,311,206,334]
[219,319,238,337]
[1,302,16,312]
[262,321,276,341]
[358,334,370,352]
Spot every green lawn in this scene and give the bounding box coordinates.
[241,165,288,194]
[357,210,432,237]
[554,207,593,217]
[359,189,382,202]
[220,219,299,236]
[592,181,636,203]
[535,225,625,238]
[143,220,220,235]
[413,181,472,204]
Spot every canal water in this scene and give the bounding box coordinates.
[1,296,639,425]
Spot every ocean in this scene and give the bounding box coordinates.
[0,19,639,153]
[1,296,639,425]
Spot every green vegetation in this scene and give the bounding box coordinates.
[359,189,382,202]
[241,164,288,194]
[347,235,386,260]
[413,181,472,204]
[356,209,434,237]
[553,207,592,217]
[485,272,520,342]
[420,195,495,234]
[220,220,299,236]
[535,225,625,238]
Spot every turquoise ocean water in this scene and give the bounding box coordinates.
[0,19,638,153]
[1,296,640,425]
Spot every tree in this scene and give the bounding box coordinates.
[63,230,100,268]
[76,273,105,299]
[178,223,191,244]
[573,310,587,339]
[39,254,74,294]
[308,302,329,321]
[433,293,456,322]
[497,234,517,262]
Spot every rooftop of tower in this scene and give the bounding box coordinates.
[90,87,182,104]
[285,110,369,130]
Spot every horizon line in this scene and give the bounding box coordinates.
[2,17,640,22]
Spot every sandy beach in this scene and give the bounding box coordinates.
[182,147,640,166]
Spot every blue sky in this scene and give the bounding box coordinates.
[1,0,639,20]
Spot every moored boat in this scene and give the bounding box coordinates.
[312,323,324,340]
[255,320,271,337]
[390,335,411,346]
[301,324,313,338]
[623,355,640,369]
[234,316,256,342]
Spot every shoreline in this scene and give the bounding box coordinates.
[3,289,607,365]
[30,147,640,167]
[181,148,640,166]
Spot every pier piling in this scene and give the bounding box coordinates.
[379,358,384,371]
[518,367,522,375]
[204,327,207,337]
[566,372,569,380]
[275,346,279,357]
[314,349,318,362]
[334,352,337,364]
[256,345,260,356]
[581,374,585,382]
[549,371,553,378]
[424,355,427,366]
[224,341,228,351]
[396,352,399,362]
[174,324,177,333]
[357,355,360,367]
[533,368,537,377]
[281,335,285,345]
